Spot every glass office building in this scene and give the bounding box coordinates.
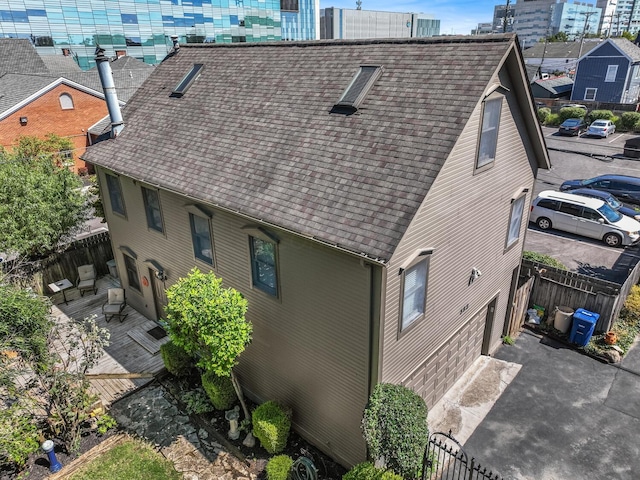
[0,0,319,69]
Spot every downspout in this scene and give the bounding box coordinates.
[95,47,124,138]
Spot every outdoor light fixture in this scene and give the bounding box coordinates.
[19,116,28,125]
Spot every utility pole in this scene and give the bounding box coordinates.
[356,0,361,10]
[502,0,511,33]
[578,9,597,58]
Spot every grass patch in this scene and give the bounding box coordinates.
[68,437,182,480]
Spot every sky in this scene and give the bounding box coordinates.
[319,0,498,36]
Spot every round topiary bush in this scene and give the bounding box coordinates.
[537,107,551,124]
[266,454,293,480]
[201,370,236,410]
[587,109,614,123]
[362,383,428,479]
[558,106,586,122]
[545,113,560,126]
[252,401,291,454]
[620,111,640,132]
[342,462,403,480]
[160,340,193,377]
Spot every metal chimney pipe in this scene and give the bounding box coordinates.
[95,46,124,138]
[171,35,180,52]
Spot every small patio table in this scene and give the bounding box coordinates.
[48,278,73,305]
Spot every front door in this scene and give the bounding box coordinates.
[149,268,167,321]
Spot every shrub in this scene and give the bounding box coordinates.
[587,109,614,123]
[537,107,551,124]
[342,462,403,480]
[252,401,291,454]
[620,112,640,132]
[522,251,567,270]
[266,454,293,480]
[160,341,193,377]
[180,387,215,414]
[0,404,40,472]
[545,113,560,126]
[558,107,586,122]
[362,383,428,479]
[201,371,236,410]
[621,285,640,323]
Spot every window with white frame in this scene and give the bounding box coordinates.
[506,193,526,249]
[189,213,214,265]
[142,186,164,233]
[249,236,278,296]
[584,88,597,101]
[123,253,141,292]
[605,65,618,82]
[105,173,126,216]
[400,258,429,331]
[59,93,74,110]
[476,97,502,170]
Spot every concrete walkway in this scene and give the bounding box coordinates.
[462,330,640,480]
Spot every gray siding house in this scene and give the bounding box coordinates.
[571,38,640,104]
[83,34,549,467]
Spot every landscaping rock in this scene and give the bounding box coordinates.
[601,349,622,363]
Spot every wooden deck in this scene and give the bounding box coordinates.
[50,275,169,406]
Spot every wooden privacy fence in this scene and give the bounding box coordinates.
[2,231,114,295]
[520,258,640,333]
[504,275,535,338]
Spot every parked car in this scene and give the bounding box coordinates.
[624,136,640,158]
[558,118,587,136]
[586,119,616,138]
[560,174,640,206]
[530,190,640,247]
[568,188,640,220]
[560,104,588,112]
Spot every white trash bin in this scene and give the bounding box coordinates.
[554,306,574,333]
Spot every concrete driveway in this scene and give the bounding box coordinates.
[463,330,640,480]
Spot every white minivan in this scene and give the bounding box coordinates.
[530,191,640,247]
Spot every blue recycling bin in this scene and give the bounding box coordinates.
[569,308,599,347]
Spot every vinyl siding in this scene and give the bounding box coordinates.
[97,167,373,466]
[379,66,536,407]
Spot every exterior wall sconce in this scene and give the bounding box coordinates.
[154,270,167,282]
[19,116,28,125]
[469,267,482,285]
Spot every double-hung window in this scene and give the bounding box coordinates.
[584,88,597,101]
[605,65,618,82]
[189,213,214,265]
[105,173,126,216]
[400,255,430,332]
[250,236,278,297]
[123,253,141,292]
[476,97,502,171]
[142,187,164,233]
[506,193,527,249]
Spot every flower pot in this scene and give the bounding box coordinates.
[604,332,617,345]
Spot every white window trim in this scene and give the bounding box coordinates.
[605,65,618,83]
[506,192,527,250]
[59,93,74,110]
[584,88,597,101]
[475,95,503,173]
[397,248,434,336]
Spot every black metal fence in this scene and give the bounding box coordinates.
[422,431,503,480]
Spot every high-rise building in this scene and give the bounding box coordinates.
[493,4,514,33]
[0,0,319,69]
[511,0,601,49]
[320,8,439,40]
[597,0,640,36]
[472,22,493,35]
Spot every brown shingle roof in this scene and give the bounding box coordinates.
[83,35,520,261]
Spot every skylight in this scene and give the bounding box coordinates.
[171,63,204,97]
[335,65,383,111]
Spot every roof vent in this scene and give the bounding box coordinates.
[333,65,383,113]
[171,63,204,97]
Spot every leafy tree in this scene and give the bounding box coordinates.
[165,268,253,426]
[0,134,88,257]
[545,32,568,42]
[0,279,110,468]
[622,31,635,41]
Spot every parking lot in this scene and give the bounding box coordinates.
[525,126,640,283]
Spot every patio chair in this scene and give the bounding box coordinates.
[102,288,128,323]
[76,264,97,296]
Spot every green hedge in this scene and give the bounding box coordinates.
[620,112,640,132]
[537,107,551,124]
[160,341,193,377]
[587,109,614,123]
[342,462,403,480]
[545,113,560,126]
[252,401,291,454]
[522,251,567,270]
[558,107,586,122]
[201,371,236,410]
[362,384,428,479]
[266,455,293,480]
